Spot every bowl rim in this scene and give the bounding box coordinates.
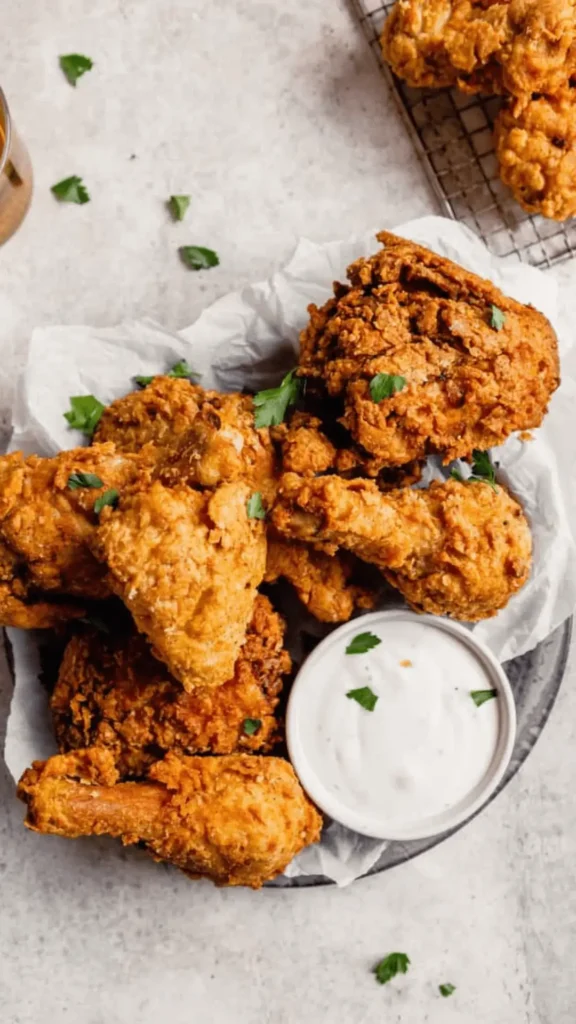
[286,608,517,842]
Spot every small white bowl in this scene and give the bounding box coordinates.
[286,609,516,842]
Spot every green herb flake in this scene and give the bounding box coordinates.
[373,952,410,986]
[64,395,105,436]
[439,983,456,997]
[470,689,498,707]
[94,488,119,515]
[59,54,93,87]
[369,373,406,404]
[246,492,266,520]
[67,472,104,491]
[169,195,191,222]
[51,175,90,205]
[346,686,379,712]
[490,305,506,331]
[134,360,199,388]
[253,369,301,428]
[345,632,382,656]
[179,246,219,271]
[450,468,464,482]
[243,718,261,736]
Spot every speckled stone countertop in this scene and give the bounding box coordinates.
[1,3,576,1022]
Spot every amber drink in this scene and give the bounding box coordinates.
[0,89,32,244]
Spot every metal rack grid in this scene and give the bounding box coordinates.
[353,0,576,268]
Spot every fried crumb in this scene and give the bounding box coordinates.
[519,431,535,442]
[399,659,412,667]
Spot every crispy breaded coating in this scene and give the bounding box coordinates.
[51,596,291,777]
[159,392,277,501]
[272,412,337,477]
[298,232,559,466]
[265,534,378,623]
[92,480,267,690]
[495,85,576,219]
[93,377,203,454]
[18,748,322,888]
[272,473,532,622]
[0,445,141,625]
[382,0,576,101]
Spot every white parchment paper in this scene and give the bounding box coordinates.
[4,216,576,886]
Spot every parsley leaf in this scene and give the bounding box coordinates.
[369,373,406,403]
[64,395,104,436]
[450,468,464,482]
[59,54,93,87]
[51,175,90,205]
[169,195,191,222]
[94,489,119,514]
[471,689,497,707]
[243,718,261,736]
[490,305,506,331]
[134,360,199,387]
[179,246,220,271]
[247,492,266,519]
[346,686,379,712]
[451,451,498,492]
[345,632,382,655]
[439,983,456,997]
[67,472,104,491]
[253,369,301,428]
[373,953,410,985]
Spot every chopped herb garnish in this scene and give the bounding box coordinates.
[253,369,301,428]
[439,983,456,997]
[134,359,199,387]
[369,373,406,403]
[51,175,90,205]
[169,195,191,222]
[450,451,498,492]
[59,54,93,87]
[490,305,506,331]
[373,953,410,985]
[243,718,261,736]
[346,686,378,712]
[64,395,104,436]
[450,468,464,482]
[246,492,266,519]
[67,472,104,491]
[79,615,110,635]
[94,489,119,514]
[470,689,497,707]
[345,632,382,655]
[179,246,219,271]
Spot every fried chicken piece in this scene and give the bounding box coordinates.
[93,377,203,454]
[159,392,277,502]
[51,596,291,777]
[265,534,378,623]
[382,0,576,101]
[298,232,559,466]
[18,748,322,888]
[272,412,337,477]
[0,445,141,625]
[495,84,576,219]
[92,480,267,690]
[272,473,532,622]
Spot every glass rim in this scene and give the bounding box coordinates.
[0,88,12,177]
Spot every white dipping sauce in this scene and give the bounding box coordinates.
[288,612,511,840]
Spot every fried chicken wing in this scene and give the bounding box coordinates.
[298,232,559,466]
[265,534,378,623]
[272,473,531,622]
[51,596,290,776]
[0,445,141,626]
[92,480,267,690]
[495,85,576,219]
[18,748,322,888]
[382,0,576,101]
[93,377,203,454]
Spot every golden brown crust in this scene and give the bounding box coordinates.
[94,377,203,453]
[18,749,323,888]
[272,412,337,477]
[51,596,291,776]
[298,232,559,466]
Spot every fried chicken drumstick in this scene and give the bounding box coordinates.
[298,232,559,466]
[51,596,291,777]
[18,748,322,888]
[272,474,532,622]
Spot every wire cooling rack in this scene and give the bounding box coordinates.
[353,0,576,268]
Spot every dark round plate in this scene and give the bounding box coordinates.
[268,617,572,888]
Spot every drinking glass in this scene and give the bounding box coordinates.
[0,88,32,244]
